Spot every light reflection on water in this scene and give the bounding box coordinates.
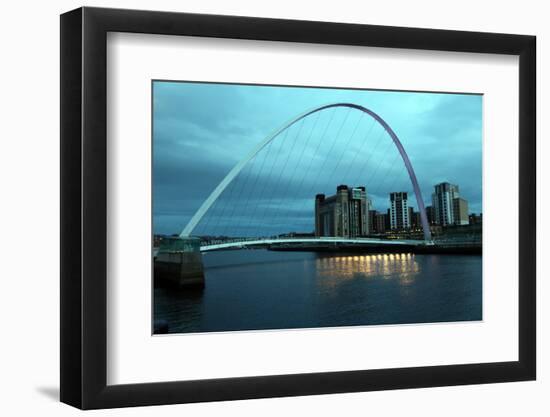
[316,253,419,288]
[154,250,482,334]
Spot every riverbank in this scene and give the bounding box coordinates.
[268,242,481,255]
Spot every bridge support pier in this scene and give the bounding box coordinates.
[154,236,205,288]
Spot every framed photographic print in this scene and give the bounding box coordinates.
[60,6,536,409]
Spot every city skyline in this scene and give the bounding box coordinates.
[312,182,477,240]
[153,81,482,236]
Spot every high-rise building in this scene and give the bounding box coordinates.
[432,182,470,226]
[349,187,368,237]
[432,182,458,226]
[389,192,410,230]
[315,185,368,237]
[453,197,469,225]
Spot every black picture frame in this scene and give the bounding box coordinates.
[60,6,536,409]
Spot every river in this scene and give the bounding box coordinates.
[154,249,482,334]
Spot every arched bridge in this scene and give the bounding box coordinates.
[180,102,432,247]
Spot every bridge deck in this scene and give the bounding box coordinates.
[200,237,429,252]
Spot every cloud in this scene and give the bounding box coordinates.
[153,81,483,235]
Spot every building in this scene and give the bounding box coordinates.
[452,197,469,225]
[389,192,410,230]
[432,182,470,226]
[315,185,368,237]
[408,207,422,230]
[425,205,436,225]
[367,211,387,234]
[373,212,388,234]
[469,212,483,225]
[368,209,377,235]
[432,182,459,226]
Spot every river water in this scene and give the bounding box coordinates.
[154,249,482,334]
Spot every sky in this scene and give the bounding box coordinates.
[153,81,482,237]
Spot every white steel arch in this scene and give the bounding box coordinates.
[180,103,432,241]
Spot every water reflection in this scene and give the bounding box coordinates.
[315,253,420,289]
[155,250,482,333]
